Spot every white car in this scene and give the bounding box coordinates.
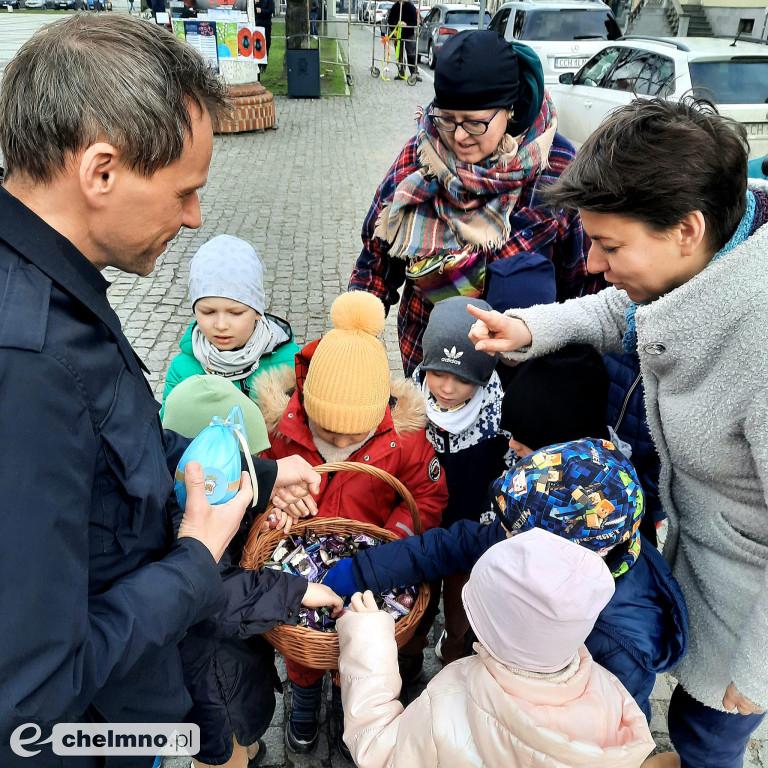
[549,36,768,159]
[487,0,622,84]
[373,1,394,32]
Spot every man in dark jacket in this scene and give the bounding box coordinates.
[386,0,419,79]
[0,15,330,768]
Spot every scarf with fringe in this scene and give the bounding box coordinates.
[374,96,557,260]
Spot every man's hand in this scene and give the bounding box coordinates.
[467,303,532,355]
[723,682,766,715]
[178,462,253,563]
[272,456,322,510]
[303,582,345,618]
[347,590,380,614]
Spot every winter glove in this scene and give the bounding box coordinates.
[322,559,358,597]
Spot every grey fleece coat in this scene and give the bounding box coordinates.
[504,217,768,712]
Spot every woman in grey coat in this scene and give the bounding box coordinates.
[467,98,768,768]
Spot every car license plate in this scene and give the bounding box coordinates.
[744,122,767,137]
[554,57,588,69]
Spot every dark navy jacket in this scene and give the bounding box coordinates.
[604,351,662,525]
[349,519,688,722]
[0,187,282,767]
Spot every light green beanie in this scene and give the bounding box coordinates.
[162,374,270,453]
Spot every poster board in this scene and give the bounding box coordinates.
[171,14,267,69]
[180,20,220,70]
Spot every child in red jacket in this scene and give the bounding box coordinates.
[255,291,447,760]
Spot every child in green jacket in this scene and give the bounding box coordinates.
[161,234,300,418]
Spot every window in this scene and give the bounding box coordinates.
[574,46,623,87]
[444,9,491,25]
[426,7,439,23]
[603,50,675,96]
[512,9,525,38]
[518,9,621,42]
[738,18,754,34]
[689,57,768,104]
[488,6,510,35]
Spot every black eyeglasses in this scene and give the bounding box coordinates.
[427,107,507,136]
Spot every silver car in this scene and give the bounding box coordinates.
[417,3,492,70]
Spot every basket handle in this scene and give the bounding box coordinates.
[245,460,422,559]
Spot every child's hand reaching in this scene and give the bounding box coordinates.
[264,509,293,533]
[347,590,380,613]
[263,502,317,534]
[303,582,345,618]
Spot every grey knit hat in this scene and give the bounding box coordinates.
[188,234,266,315]
[421,297,498,386]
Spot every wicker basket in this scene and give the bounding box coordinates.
[240,461,431,669]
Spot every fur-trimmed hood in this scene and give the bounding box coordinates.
[256,365,426,438]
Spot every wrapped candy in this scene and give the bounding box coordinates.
[273,538,295,564]
[265,530,419,634]
[383,595,410,616]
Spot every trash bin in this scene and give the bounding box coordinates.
[286,48,321,98]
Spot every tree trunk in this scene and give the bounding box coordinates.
[286,0,310,48]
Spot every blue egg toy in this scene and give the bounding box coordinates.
[174,405,249,511]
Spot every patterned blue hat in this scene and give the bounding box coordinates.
[491,438,644,577]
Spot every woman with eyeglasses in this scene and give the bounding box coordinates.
[349,29,604,377]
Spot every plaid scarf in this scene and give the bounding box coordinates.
[373,96,557,260]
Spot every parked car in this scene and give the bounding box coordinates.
[418,4,429,24]
[373,0,393,33]
[487,0,621,84]
[0,0,20,9]
[53,0,76,8]
[358,0,371,21]
[22,0,47,8]
[550,36,768,159]
[418,3,492,69]
[748,154,768,179]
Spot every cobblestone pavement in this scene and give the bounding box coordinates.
[2,15,766,767]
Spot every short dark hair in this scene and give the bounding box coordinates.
[541,98,748,252]
[0,15,229,183]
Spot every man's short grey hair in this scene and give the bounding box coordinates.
[0,14,229,183]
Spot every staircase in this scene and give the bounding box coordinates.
[626,0,714,37]
[679,4,714,36]
[626,0,675,36]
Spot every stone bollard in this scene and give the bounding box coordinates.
[214,82,276,134]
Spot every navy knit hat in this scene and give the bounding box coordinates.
[433,31,545,135]
[500,344,610,451]
[491,438,644,577]
[421,297,498,386]
[434,30,519,111]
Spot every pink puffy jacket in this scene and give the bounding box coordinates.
[337,612,655,768]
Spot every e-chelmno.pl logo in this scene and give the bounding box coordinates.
[10,722,200,758]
